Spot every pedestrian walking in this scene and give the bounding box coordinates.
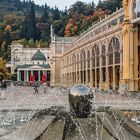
[42,82,47,93]
[1,80,7,90]
[34,82,39,94]
[0,80,7,100]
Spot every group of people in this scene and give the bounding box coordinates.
[34,82,47,94]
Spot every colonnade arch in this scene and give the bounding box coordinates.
[62,36,121,90]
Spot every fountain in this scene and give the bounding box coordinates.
[69,84,93,118]
[0,84,140,139]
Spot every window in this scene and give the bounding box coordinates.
[102,45,106,66]
[96,45,100,67]
[87,51,90,69]
[92,48,95,68]
[108,37,120,65]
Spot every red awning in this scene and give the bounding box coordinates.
[30,74,35,81]
[42,74,47,83]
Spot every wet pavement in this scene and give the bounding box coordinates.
[0,86,140,111]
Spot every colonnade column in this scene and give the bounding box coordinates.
[130,26,138,91]
[105,54,109,89]
[113,66,116,90]
[76,64,78,84]
[38,70,41,81]
[121,21,131,91]
[86,69,88,85]
[79,71,81,84]
[112,50,115,89]
[95,57,97,87]
[99,54,103,89]
[17,70,19,81]
[95,69,97,87]
[90,69,93,88]
[99,69,103,89]
[24,71,26,81]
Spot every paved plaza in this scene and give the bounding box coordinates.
[0,86,140,111]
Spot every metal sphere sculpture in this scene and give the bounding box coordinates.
[69,84,93,118]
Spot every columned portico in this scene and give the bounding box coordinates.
[17,65,50,82]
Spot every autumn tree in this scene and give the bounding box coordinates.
[0,57,10,79]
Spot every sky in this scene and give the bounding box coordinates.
[33,0,99,10]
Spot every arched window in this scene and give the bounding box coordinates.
[87,50,90,69]
[102,45,106,66]
[83,51,86,69]
[80,52,83,69]
[108,37,120,65]
[114,38,120,64]
[77,54,79,70]
[96,45,100,67]
[72,53,76,64]
[132,0,140,18]
[92,47,95,68]
[108,39,114,65]
[72,53,76,72]
[133,0,137,18]
[137,0,140,17]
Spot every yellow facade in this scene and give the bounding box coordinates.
[122,0,139,91]
[50,0,140,92]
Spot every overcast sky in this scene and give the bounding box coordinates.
[33,0,99,10]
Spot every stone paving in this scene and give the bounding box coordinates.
[0,86,140,111]
[0,86,69,111]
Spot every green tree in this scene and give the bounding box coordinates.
[35,40,39,48]
[1,41,10,61]
[41,4,49,23]
[26,1,37,40]
[16,38,28,47]
[28,38,35,48]
[96,0,122,12]
[88,1,95,15]
[52,6,60,20]
[62,6,68,16]
[1,31,11,61]
[96,0,104,10]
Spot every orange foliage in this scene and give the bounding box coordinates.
[4,25,12,31]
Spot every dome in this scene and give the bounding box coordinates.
[32,50,46,61]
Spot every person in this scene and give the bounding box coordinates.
[1,80,7,90]
[34,82,39,94]
[0,80,7,100]
[42,82,47,93]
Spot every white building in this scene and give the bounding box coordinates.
[10,42,51,82]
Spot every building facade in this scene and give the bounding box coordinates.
[50,0,140,91]
[10,43,50,82]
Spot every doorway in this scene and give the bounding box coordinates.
[33,71,38,81]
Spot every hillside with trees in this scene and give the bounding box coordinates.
[0,0,122,61]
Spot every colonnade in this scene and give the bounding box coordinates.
[62,37,122,90]
[17,70,50,81]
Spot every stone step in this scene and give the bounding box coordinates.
[0,116,55,140]
[112,110,140,138]
[40,119,65,140]
[65,118,114,140]
[98,112,140,140]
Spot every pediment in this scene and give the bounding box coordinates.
[26,65,45,69]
